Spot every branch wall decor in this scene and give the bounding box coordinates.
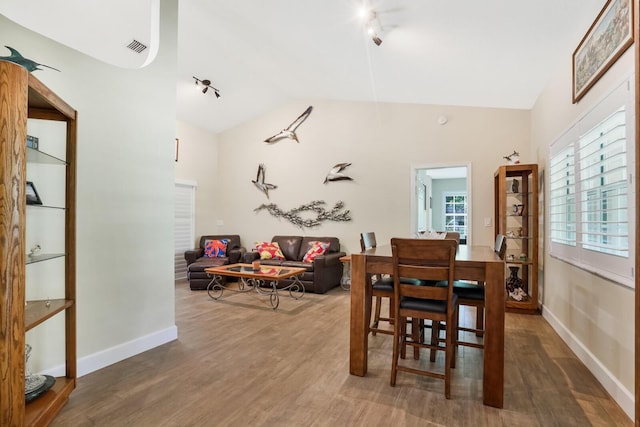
[254,200,351,228]
[264,105,313,143]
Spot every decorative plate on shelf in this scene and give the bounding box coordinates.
[25,375,55,403]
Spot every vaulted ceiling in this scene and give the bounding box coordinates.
[2,0,607,133]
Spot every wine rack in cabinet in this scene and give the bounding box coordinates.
[494,164,539,313]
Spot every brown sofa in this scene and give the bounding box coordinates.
[243,235,346,294]
[184,235,245,290]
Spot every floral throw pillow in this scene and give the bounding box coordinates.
[302,241,330,263]
[204,239,229,258]
[255,241,285,260]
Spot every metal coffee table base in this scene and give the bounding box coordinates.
[207,275,305,310]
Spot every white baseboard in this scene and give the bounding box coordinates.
[542,306,634,421]
[43,325,178,378]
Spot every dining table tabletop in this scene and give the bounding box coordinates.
[348,243,506,407]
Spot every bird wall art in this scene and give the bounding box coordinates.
[264,105,313,143]
[251,163,277,199]
[324,163,353,184]
[0,46,60,72]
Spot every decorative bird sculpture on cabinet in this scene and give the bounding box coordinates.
[503,150,520,165]
[264,106,313,143]
[324,163,353,184]
[0,46,60,72]
[252,163,277,199]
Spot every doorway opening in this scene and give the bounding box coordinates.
[412,164,471,244]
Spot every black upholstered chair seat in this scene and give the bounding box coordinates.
[372,277,394,292]
[400,294,458,313]
[436,280,485,300]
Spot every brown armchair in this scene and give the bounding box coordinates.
[184,235,245,290]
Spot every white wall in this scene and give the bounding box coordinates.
[1,0,178,375]
[175,120,220,244]
[531,46,634,417]
[214,99,529,253]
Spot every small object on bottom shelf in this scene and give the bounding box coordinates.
[509,288,529,302]
[24,343,56,402]
[505,266,523,293]
[25,375,56,403]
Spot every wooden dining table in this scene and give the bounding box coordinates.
[349,243,506,408]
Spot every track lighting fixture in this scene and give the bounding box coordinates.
[192,76,221,98]
[359,7,382,46]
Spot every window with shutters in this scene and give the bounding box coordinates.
[174,180,196,280]
[548,77,635,287]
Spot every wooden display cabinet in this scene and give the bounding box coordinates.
[494,164,539,313]
[0,62,77,426]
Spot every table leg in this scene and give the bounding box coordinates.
[206,274,225,300]
[350,254,371,376]
[483,261,505,408]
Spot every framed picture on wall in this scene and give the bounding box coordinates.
[175,138,179,162]
[572,0,634,103]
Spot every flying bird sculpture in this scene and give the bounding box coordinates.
[252,163,277,199]
[264,106,313,143]
[324,163,353,184]
[503,150,520,165]
[0,46,60,72]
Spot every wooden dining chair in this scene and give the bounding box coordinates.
[360,232,423,337]
[360,232,396,336]
[453,234,506,349]
[390,238,458,399]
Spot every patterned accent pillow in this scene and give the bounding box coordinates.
[302,241,330,263]
[255,241,285,260]
[204,239,229,258]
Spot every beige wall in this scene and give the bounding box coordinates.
[176,120,220,243]
[531,47,634,416]
[214,99,529,253]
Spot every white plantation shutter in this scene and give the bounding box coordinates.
[549,143,576,249]
[547,77,635,287]
[175,180,196,280]
[578,107,628,257]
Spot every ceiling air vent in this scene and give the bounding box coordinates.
[126,39,148,53]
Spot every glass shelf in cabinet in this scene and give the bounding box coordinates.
[26,146,67,165]
[26,253,65,264]
[27,204,66,211]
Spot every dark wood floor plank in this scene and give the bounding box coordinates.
[51,280,631,426]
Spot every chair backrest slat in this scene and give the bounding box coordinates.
[495,234,506,259]
[360,232,377,251]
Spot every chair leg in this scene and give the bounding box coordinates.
[371,296,382,335]
[451,306,458,369]
[430,321,439,362]
[390,315,402,386]
[412,318,420,360]
[476,305,484,337]
[400,317,407,359]
[444,316,453,399]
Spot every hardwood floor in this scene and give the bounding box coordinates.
[52,280,631,426]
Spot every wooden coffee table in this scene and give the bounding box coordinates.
[204,263,306,309]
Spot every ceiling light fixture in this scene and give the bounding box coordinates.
[192,76,221,98]
[362,8,382,46]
